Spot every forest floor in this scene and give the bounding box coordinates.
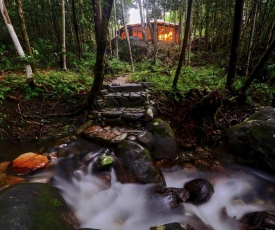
[0,74,256,154]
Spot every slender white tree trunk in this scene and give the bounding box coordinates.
[62,0,67,70]
[121,0,134,72]
[113,0,119,58]
[0,0,33,82]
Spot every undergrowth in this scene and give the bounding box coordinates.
[0,70,94,103]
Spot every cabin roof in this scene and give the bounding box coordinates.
[125,20,179,28]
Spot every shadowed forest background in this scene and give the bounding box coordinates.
[0,0,274,147]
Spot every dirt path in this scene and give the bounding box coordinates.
[108,74,130,85]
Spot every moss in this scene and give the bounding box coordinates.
[148,118,174,137]
[31,184,75,230]
[99,155,113,167]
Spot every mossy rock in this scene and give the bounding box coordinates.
[0,183,79,230]
[114,140,165,185]
[225,107,275,174]
[117,37,148,62]
[146,118,178,160]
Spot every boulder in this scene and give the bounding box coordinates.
[225,106,275,174]
[11,152,49,175]
[114,140,165,185]
[183,178,214,205]
[115,36,148,62]
[239,210,275,229]
[0,183,79,230]
[146,118,178,160]
[146,185,189,212]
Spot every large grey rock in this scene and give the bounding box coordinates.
[146,118,178,160]
[0,183,79,230]
[115,36,148,62]
[225,106,275,174]
[114,140,165,185]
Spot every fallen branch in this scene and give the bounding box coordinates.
[15,107,83,119]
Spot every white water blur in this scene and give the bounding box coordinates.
[54,162,275,230]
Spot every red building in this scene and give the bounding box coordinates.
[118,20,179,43]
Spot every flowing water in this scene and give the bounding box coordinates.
[2,139,275,230]
[52,148,275,230]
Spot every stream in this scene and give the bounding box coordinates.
[1,137,275,230]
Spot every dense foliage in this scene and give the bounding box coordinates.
[0,0,274,103]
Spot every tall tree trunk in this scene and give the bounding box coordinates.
[153,0,158,64]
[61,0,67,70]
[113,0,118,57]
[17,0,36,73]
[72,0,82,59]
[178,0,184,46]
[0,0,34,86]
[47,0,57,46]
[121,0,134,72]
[173,0,193,88]
[241,39,275,95]
[146,0,154,43]
[187,19,192,65]
[87,0,114,106]
[137,0,147,42]
[49,0,61,58]
[17,0,32,57]
[267,20,275,49]
[226,0,244,92]
[245,1,258,78]
[204,1,209,50]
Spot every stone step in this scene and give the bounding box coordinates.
[82,125,155,149]
[88,105,159,128]
[102,82,154,93]
[96,91,153,109]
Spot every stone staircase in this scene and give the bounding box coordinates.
[87,83,159,128]
[77,82,177,184]
[79,82,177,164]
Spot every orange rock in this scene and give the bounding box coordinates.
[2,175,25,188]
[1,162,25,189]
[0,162,10,173]
[12,152,49,175]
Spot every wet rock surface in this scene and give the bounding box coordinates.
[149,222,196,230]
[183,178,214,205]
[225,106,275,174]
[114,140,165,184]
[11,152,49,175]
[146,185,189,211]
[0,162,25,189]
[240,210,275,230]
[146,118,178,160]
[0,183,79,230]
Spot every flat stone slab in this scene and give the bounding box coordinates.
[12,153,49,175]
[106,84,145,93]
[82,126,146,144]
